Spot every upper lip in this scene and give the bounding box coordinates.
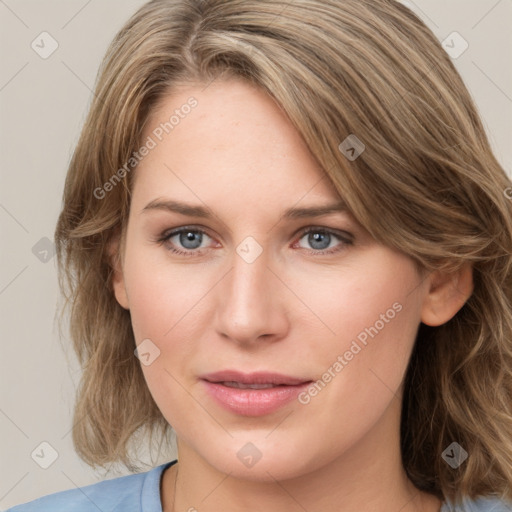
[200,370,311,386]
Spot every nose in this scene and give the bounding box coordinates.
[214,243,290,346]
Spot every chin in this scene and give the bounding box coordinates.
[197,435,327,482]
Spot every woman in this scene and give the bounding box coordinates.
[8,0,512,511]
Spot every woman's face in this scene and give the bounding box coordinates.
[113,78,434,480]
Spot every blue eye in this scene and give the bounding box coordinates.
[173,230,205,250]
[158,228,213,255]
[296,228,352,254]
[156,226,353,257]
[302,231,332,250]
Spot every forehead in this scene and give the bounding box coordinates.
[133,79,343,211]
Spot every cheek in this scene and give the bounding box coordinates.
[123,241,214,341]
[294,251,420,352]
[299,260,422,427]
[124,261,204,428]
[122,243,217,422]
[293,251,422,398]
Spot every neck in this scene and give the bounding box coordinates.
[162,398,442,512]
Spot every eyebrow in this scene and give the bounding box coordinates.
[141,198,349,219]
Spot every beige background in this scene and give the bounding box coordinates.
[1,0,511,508]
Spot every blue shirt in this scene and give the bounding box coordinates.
[6,460,511,511]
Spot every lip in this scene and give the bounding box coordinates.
[200,370,312,416]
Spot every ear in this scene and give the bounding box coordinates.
[421,262,473,326]
[108,230,130,310]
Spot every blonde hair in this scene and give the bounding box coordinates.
[54,0,512,503]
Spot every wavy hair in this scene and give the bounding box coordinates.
[54,0,512,503]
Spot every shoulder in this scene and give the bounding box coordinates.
[442,496,512,512]
[5,461,176,512]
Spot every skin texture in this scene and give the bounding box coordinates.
[111,78,473,512]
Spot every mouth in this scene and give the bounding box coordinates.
[200,370,313,416]
[219,381,284,389]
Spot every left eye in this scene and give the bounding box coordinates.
[296,229,350,252]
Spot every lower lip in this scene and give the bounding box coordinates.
[201,380,311,416]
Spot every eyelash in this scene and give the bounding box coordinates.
[155,225,354,257]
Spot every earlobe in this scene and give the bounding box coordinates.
[108,232,130,310]
[420,262,473,327]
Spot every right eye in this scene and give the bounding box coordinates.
[157,227,217,256]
